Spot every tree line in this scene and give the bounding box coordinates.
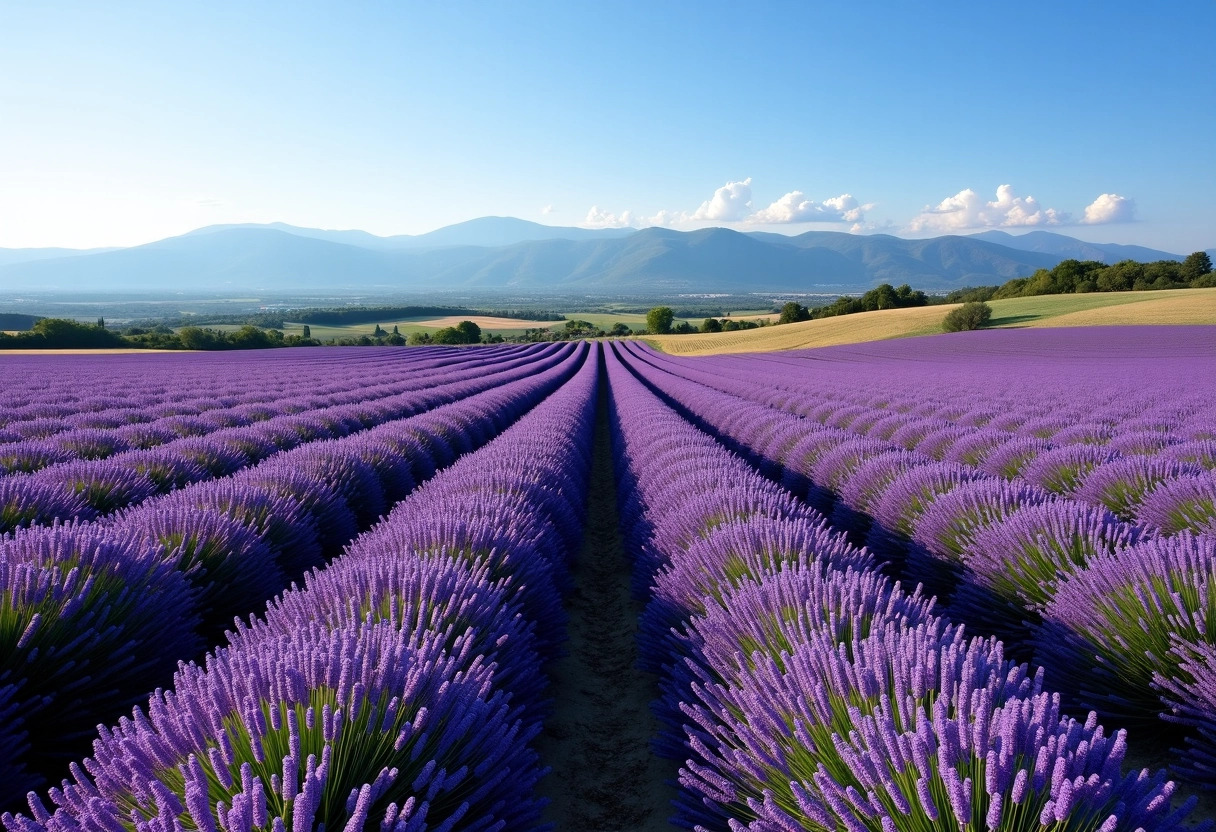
[946,251,1214,303]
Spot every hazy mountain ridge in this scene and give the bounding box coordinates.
[0,246,122,268]
[969,230,1181,263]
[0,218,1203,294]
[182,216,636,250]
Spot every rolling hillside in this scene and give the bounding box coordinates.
[647,287,1216,355]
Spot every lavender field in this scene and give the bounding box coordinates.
[2,328,1215,832]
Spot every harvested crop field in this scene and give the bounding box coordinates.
[649,288,1216,355]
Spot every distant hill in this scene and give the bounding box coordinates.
[0,246,120,268]
[968,230,1181,264]
[185,217,635,250]
[0,219,1205,295]
[0,229,411,292]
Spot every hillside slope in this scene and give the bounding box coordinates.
[647,288,1216,355]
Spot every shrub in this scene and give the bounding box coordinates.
[1136,474,1216,535]
[952,501,1142,646]
[1035,533,1216,730]
[942,300,993,332]
[22,620,544,832]
[0,524,201,799]
[639,517,874,673]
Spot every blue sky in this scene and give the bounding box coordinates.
[1,1,1212,252]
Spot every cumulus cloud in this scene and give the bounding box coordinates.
[646,209,686,227]
[692,178,753,221]
[750,191,874,224]
[1082,193,1135,224]
[583,206,636,228]
[849,219,899,235]
[581,178,873,230]
[908,184,1066,232]
[541,204,554,215]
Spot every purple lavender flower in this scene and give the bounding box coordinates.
[0,523,201,801]
[1075,456,1204,522]
[1036,532,1216,725]
[1022,444,1121,495]
[1136,474,1216,535]
[951,500,1143,647]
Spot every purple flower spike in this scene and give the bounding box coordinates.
[0,523,201,801]
[951,500,1143,647]
[1036,532,1216,727]
[1136,474,1216,535]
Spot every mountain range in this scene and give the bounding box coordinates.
[0,218,1205,295]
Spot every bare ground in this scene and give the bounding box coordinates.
[534,383,679,831]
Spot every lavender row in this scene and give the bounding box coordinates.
[604,343,1200,831]
[0,344,565,531]
[0,344,549,479]
[623,337,1216,532]
[0,347,457,436]
[648,328,1216,455]
[615,342,1216,787]
[4,342,599,832]
[0,346,471,431]
[0,343,585,806]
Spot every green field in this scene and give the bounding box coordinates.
[984,292,1170,327]
[192,308,780,339]
[561,310,775,332]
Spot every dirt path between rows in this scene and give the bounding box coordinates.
[534,377,678,830]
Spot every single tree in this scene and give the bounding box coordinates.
[1182,251,1213,282]
[609,322,633,337]
[701,317,723,333]
[454,320,482,343]
[302,325,312,339]
[942,301,993,332]
[646,306,675,335]
[778,302,810,324]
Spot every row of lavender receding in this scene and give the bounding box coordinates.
[0,344,551,495]
[626,332,1216,532]
[605,341,1205,831]
[0,347,461,434]
[0,347,470,450]
[0,344,559,531]
[0,342,583,807]
[2,341,599,832]
[616,334,1216,790]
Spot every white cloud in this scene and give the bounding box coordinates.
[849,219,899,235]
[646,209,685,227]
[750,191,874,224]
[541,204,554,216]
[583,205,637,228]
[908,184,1067,232]
[1082,193,1135,224]
[692,177,753,221]
[581,178,874,231]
